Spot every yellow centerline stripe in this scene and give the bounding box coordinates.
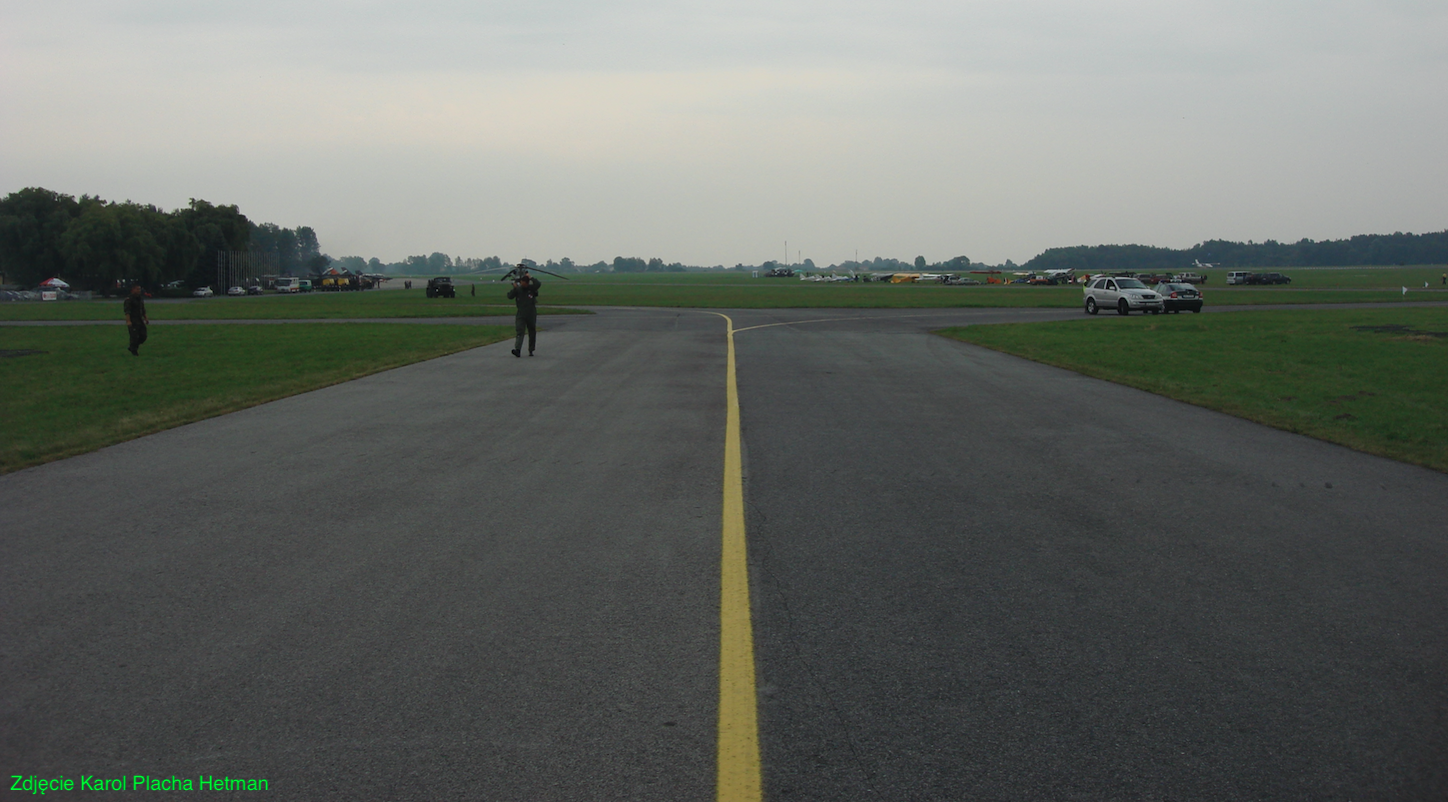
[713,312,763,802]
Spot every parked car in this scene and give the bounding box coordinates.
[1154,282,1204,313]
[1172,272,1206,284]
[1084,277,1164,315]
[246,285,263,295]
[192,286,214,297]
[1248,272,1292,285]
[1226,271,1252,285]
[226,286,245,296]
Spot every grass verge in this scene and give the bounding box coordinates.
[1,323,513,473]
[0,291,590,321]
[937,308,1448,473]
[4,271,1445,319]
[486,277,1443,308]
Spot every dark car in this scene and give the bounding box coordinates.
[425,276,456,298]
[1256,272,1291,285]
[1154,282,1204,313]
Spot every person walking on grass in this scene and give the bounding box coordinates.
[507,266,541,357]
[123,284,149,356]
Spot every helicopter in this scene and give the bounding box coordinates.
[481,263,572,283]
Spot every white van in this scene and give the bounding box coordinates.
[275,277,300,293]
[1226,271,1251,285]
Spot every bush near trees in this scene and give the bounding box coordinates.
[0,187,319,292]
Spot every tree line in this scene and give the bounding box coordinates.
[8,186,1443,288]
[1021,232,1448,274]
[329,253,695,275]
[0,187,324,291]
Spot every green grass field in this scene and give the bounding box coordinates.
[0,323,512,473]
[4,266,1444,318]
[499,279,1092,308]
[938,307,1448,472]
[0,290,590,321]
[509,272,1442,308]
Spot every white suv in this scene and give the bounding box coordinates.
[1226,271,1251,285]
[1084,277,1163,315]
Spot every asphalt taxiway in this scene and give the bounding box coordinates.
[3,306,1445,799]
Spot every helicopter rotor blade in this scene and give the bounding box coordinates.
[478,266,572,281]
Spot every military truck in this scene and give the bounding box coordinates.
[425,276,456,298]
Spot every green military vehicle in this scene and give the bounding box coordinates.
[425,276,456,298]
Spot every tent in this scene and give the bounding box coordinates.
[38,277,70,288]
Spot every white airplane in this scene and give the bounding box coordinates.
[1194,259,1215,269]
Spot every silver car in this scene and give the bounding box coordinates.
[1083,277,1163,315]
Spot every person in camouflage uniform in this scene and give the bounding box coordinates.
[123,285,149,356]
[507,267,541,357]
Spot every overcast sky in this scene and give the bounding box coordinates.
[3,0,1444,265]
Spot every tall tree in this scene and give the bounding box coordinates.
[0,187,84,285]
[59,202,168,288]
[295,226,321,266]
[181,200,251,283]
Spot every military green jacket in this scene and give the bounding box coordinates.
[507,278,541,315]
[123,295,147,326]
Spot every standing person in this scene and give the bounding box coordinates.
[123,284,149,356]
[507,266,541,357]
